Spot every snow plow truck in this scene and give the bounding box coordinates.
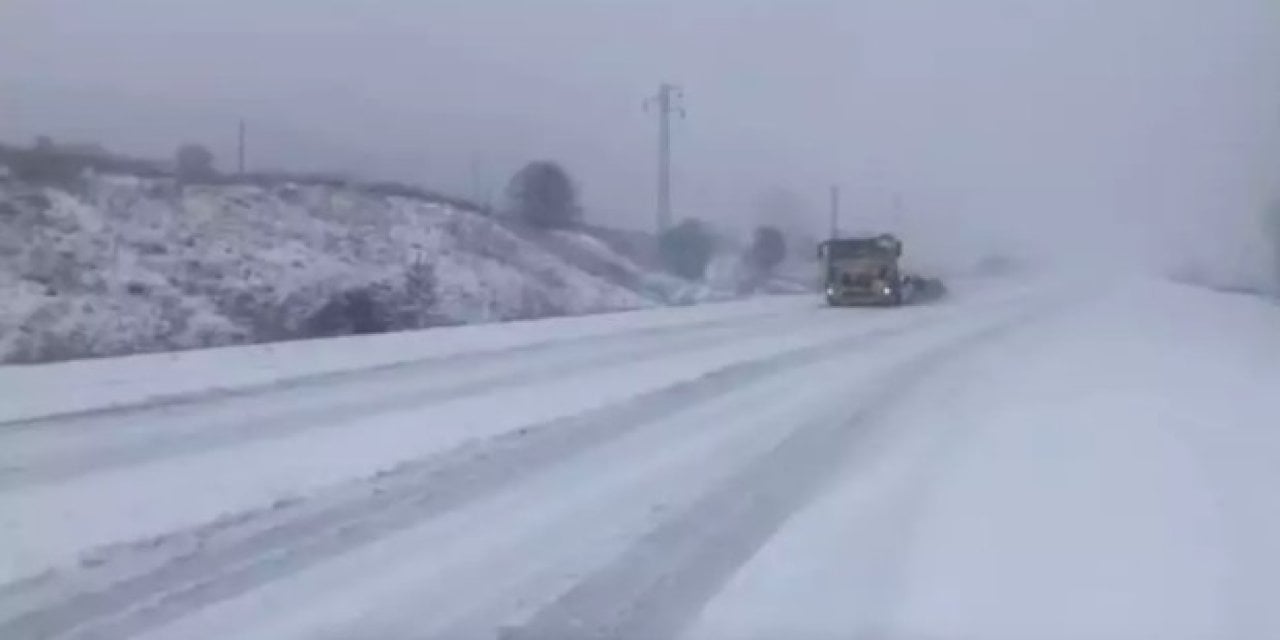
[818,234,946,306]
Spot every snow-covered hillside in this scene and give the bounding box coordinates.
[523,228,736,306]
[0,173,765,363]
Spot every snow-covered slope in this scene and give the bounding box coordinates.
[537,229,741,305]
[0,173,699,363]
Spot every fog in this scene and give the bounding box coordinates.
[2,0,1277,277]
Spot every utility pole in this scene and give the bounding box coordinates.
[829,184,841,239]
[645,83,684,235]
[237,118,246,174]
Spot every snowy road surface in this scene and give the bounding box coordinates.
[1,277,1278,639]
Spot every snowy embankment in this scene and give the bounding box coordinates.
[0,294,800,424]
[0,173,746,365]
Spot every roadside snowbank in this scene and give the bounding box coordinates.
[0,294,802,424]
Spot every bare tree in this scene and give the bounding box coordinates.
[175,143,216,181]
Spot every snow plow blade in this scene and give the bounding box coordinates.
[906,276,948,304]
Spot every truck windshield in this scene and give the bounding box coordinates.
[826,241,894,260]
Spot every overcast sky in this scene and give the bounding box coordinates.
[2,0,1277,275]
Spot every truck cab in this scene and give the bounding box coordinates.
[817,234,904,306]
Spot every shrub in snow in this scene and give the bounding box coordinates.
[398,259,439,321]
[175,144,216,182]
[304,289,389,337]
[506,161,581,229]
[2,148,83,189]
[304,259,446,337]
[659,218,715,281]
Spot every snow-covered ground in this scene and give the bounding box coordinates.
[1,275,1277,640]
[688,278,1280,640]
[0,172,755,364]
[0,295,801,424]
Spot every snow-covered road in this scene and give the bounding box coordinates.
[1,277,1277,639]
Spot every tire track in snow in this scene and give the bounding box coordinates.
[0,311,820,488]
[499,312,1040,640]
[0,305,800,431]
[0,309,976,640]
